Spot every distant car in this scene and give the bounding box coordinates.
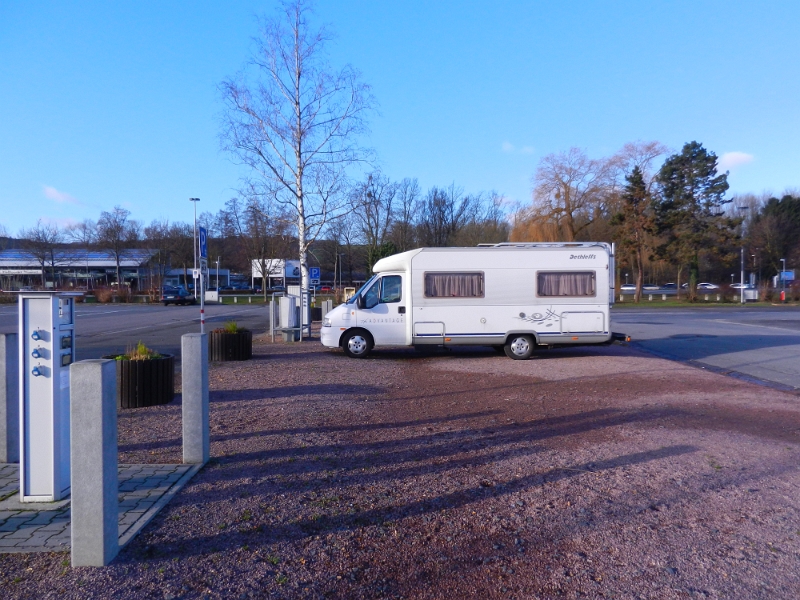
[642,284,660,291]
[162,286,196,306]
[697,282,720,290]
[662,283,677,290]
[620,284,636,291]
[319,285,333,293]
[730,283,755,289]
[269,285,286,293]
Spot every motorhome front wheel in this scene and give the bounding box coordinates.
[504,335,534,360]
[342,330,373,358]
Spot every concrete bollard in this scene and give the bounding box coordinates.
[648,294,653,301]
[662,294,667,301]
[70,359,118,567]
[182,333,209,465]
[1,333,19,463]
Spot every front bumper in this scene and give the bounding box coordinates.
[320,326,340,348]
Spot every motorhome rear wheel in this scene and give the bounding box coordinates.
[504,334,534,360]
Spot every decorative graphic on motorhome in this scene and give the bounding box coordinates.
[515,308,560,327]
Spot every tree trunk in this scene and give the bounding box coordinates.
[635,247,644,303]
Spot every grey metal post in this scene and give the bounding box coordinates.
[182,333,209,465]
[0,333,19,463]
[70,359,118,567]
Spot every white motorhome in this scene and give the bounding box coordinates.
[320,242,627,359]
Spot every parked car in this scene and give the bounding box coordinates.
[161,286,196,306]
[730,283,755,289]
[642,284,660,291]
[662,283,677,290]
[697,282,720,290]
[620,284,636,291]
[319,285,333,293]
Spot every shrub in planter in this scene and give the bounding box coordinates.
[209,321,252,361]
[105,342,175,409]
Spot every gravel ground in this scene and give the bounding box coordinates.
[2,336,800,599]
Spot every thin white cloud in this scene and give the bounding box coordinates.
[718,152,754,173]
[502,142,535,155]
[43,185,79,204]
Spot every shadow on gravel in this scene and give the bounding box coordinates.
[209,384,386,403]
[147,443,698,559]
[187,407,671,489]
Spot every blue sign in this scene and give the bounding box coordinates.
[199,227,208,259]
[309,267,320,280]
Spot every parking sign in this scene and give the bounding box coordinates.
[199,227,208,259]
[310,267,320,284]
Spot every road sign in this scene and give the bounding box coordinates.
[199,226,208,259]
[310,267,320,280]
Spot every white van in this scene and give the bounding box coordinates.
[320,242,627,359]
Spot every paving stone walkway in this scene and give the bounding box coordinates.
[0,463,200,554]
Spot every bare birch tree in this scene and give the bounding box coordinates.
[219,0,374,293]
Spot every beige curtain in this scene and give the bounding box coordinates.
[537,272,595,297]
[424,272,484,297]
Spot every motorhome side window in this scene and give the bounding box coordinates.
[380,276,402,303]
[537,271,596,297]
[424,272,484,298]
[363,275,402,309]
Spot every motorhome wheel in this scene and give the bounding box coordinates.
[342,330,373,358]
[504,335,534,360]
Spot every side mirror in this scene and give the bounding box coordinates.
[356,295,365,309]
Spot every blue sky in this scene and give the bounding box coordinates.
[1,0,799,234]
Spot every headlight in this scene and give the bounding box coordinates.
[322,317,331,327]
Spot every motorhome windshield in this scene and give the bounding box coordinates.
[345,275,378,304]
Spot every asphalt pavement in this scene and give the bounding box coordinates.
[612,304,800,390]
[1,301,798,391]
[0,301,273,361]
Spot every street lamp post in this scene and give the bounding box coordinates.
[189,198,200,298]
[737,206,749,304]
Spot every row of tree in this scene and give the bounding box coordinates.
[4,139,797,298]
[512,139,798,301]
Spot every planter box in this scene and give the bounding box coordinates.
[105,354,175,409]
[209,330,253,361]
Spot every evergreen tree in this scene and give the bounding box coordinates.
[611,166,654,302]
[654,142,734,299]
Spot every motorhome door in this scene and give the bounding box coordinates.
[357,274,406,345]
